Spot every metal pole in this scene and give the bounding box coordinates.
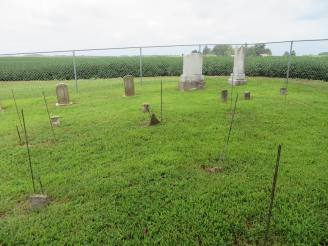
[72,50,78,93]
[198,44,202,53]
[21,109,36,193]
[285,41,293,86]
[42,91,56,141]
[12,90,23,130]
[220,93,239,162]
[139,47,143,85]
[264,144,282,245]
[160,80,163,122]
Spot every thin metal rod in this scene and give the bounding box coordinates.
[16,124,23,145]
[220,93,239,161]
[226,93,239,146]
[160,79,163,122]
[72,50,78,93]
[139,47,143,85]
[42,91,56,141]
[12,90,23,130]
[1,38,328,56]
[264,144,282,245]
[230,78,234,111]
[38,176,44,194]
[285,41,294,86]
[21,109,36,193]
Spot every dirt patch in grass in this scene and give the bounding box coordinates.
[200,164,224,174]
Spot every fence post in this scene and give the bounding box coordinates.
[72,50,78,93]
[285,41,293,86]
[139,47,143,85]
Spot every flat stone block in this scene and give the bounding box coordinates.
[29,194,49,209]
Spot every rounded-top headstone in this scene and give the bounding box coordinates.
[56,83,70,106]
[123,75,135,96]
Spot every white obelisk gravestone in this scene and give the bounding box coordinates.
[229,46,246,85]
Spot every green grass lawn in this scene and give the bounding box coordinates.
[0,76,327,245]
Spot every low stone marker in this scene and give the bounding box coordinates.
[143,103,150,113]
[244,91,251,100]
[280,87,288,95]
[56,83,70,106]
[29,194,49,209]
[123,75,135,96]
[221,90,228,102]
[149,113,160,126]
[50,116,60,127]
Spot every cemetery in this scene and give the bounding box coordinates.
[0,49,327,245]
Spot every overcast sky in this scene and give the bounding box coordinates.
[0,0,327,55]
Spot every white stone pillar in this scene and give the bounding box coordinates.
[229,46,246,85]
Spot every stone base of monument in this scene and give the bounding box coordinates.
[50,116,60,127]
[56,102,72,107]
[29,194,49,209]
[228,73,246,86]
[280,87,288,95]
[179,75,205,91]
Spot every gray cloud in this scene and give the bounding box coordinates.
[0,0,327,53]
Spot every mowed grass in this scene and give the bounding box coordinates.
[0,76,327,245]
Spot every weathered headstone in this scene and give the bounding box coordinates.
[280,87,287,95]
[179,53,205,91]
[123,75,135,96]
[50,116,60,127]
[221,90,228,102]
[56,83,70,106]
[143,103,150,113]
[29,194,49,209]
[244,91,251,100]
[149,113,160,126]
[229,46,246,85]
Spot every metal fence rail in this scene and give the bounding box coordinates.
[0,38,327,96]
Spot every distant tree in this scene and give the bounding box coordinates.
[212,44,233,56]
[202,45,211,55]
[283,50,296,56]
[191,49,199,54]
[246,44,272,56]
[319,52,328,56]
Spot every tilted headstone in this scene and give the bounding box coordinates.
[149,113,160,126]
[123,75,135,96]
[56,83,70,106]
[229,46,246,85]
[179,53,205,91]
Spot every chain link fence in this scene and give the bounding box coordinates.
[0,39,328,100]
